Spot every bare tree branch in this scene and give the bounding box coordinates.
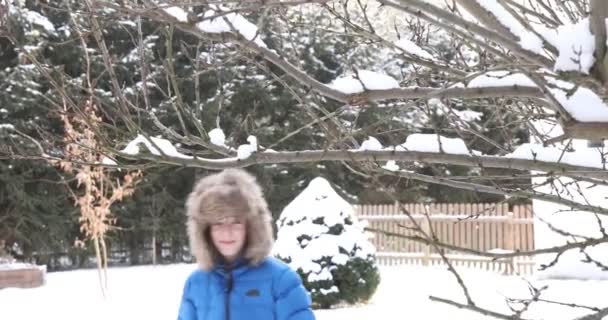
[573,306,608,320]
[429,295,531,320]
[111,148,608,180]
[380,0,553,67]
[365,226,608,259]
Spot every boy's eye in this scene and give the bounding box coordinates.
[212,221,244,228]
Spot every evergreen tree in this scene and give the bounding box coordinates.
[274,177,380,308]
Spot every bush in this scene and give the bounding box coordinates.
[274,177,380,308]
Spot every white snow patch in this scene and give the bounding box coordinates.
[394,38,434,60]
[329,70,400,94]
[473,0,543,53]
[546,78,608,122]
[432,98,483,122]
[247,135,257,150]
[118,20,137,28]
[453,110,483,122]
[3,264,608,320]
[331,253,349,265]
[23,9,56,34]
[208,128,226,147]
[532,167,608,280]
[163,7,188,23]
[120,135,192,159]
[197,9,266,47]
[308,268,333,282]
[466,71,608,122]
[507,143,607,169]
[396,134,479,155]
[467,71,535,88]
[0,262,45,271]
[0,123,15,130]
[382,160,400,172]
[101,157,118,166]
[359,136,383,151]
[236,136,258,159]
[319,285,339,295]
[552,18,595,74]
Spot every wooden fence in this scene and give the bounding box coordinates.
[0,267,46,289]
[355,203,536,274]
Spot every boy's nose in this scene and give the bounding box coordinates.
[220,228,234,237]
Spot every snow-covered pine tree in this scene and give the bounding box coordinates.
[274,177,379,308]
[0,0,79,264]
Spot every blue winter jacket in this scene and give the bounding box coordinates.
[177,257,315,320]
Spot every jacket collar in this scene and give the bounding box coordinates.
[213,256,250,278]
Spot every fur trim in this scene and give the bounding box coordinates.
[185,169,274,271]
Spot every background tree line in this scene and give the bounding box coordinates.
[0,0,517,270]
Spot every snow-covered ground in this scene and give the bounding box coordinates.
[1,263,607,320]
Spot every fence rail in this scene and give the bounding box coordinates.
[355,202,535,274]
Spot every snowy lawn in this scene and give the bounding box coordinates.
[1,263,606,320]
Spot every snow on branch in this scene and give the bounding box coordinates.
[156,2,606,126]
[462,0,596,74]
[358,137,383,151]
[112,3,608,181]
[162,5,266,47]
[8,4,57,35]
[0,124,15,130]
[329,70,400,94]
[469,0,544,54]
[467,71,536,88]
[394,133,481,155]
[541,18,596,74]
[379,0,553,67]
[466,71,608,122]
[162,7,188,23]
[208,128,227,147]
[154,5,551,108]
[508,143,608,169]
[394,38,435,61]
[116,138,608,182]
[121,134,193,159]
[546,78,608,122]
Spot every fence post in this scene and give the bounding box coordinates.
[422,205,432,266]
[505,210,515,275]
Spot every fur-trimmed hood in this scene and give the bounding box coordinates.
[185,169,274,271]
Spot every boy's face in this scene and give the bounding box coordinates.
[210,216,246,263]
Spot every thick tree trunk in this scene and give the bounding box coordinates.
[456,0,518,41]
[152,232,156,265]
[590,0,608,85]
[562,120,608,141]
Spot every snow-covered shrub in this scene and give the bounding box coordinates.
[0,241,13,264]
[0,254,15,265]
[274,177,380,308]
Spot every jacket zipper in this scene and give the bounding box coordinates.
[225,269,233,320]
